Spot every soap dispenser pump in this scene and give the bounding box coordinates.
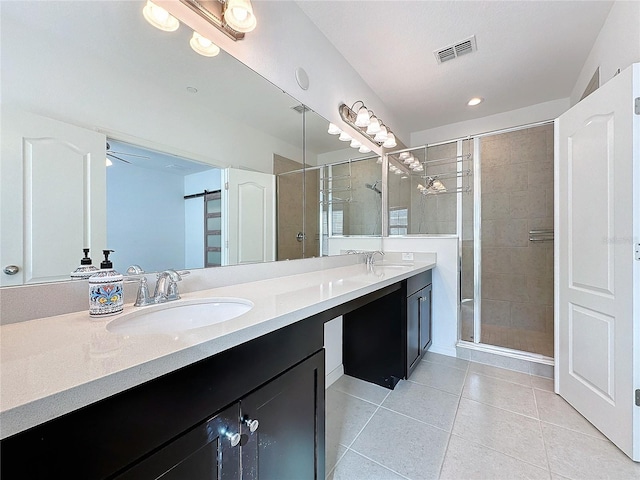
[89,249,124,318]
[70,248,99,279]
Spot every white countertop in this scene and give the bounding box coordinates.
[0,261,434,439]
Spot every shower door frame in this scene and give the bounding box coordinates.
[459,120,556,364]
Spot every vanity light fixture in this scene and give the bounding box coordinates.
[359,145,371,154]
[338,101,399,149]
[467,97,484,106]
[143,1,180,32]
[338,132,352,142]
[350,139,362,149]
[190,32,220,57]
[162,0,258,42]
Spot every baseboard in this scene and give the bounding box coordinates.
[325,364,344,388]
[427,344,458,358]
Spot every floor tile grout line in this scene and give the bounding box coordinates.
[467,367,533,388]
[532,382,554,475]
[460,390,541,421]
[437,362,470,479]
[404,377,465,397]
[331,387,387,407]
[376,404,455,436]
[447,432,553,474]
[343,447,412,480]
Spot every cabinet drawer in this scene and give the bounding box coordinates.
[407,269,432,296]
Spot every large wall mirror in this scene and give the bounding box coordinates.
[0,0,380,286]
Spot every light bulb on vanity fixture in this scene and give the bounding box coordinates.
[328,123,341,135]
[190,32,220,57]
[338,132,352,142]
[224,0,257,33]
[142,0,179,31]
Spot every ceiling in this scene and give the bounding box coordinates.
[296,0,614,135]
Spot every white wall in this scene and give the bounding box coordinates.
[161,0,407,145]
[411,98,569,146]
[570,0,640,105]
[107,163,185,273]
[382,238,459,357]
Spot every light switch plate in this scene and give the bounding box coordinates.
[402,252,414,261]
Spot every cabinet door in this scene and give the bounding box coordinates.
[116,404,241,480]
[407,290,421,373]
[240,350,325,480]
[419,284,432,352]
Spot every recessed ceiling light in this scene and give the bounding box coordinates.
[467,97,484,106]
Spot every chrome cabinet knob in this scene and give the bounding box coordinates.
[225,431,241,447]
[244,418,259,433]
[3,265,19,275]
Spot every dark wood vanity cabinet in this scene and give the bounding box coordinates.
[406,270,433,377]
[116,351,324,480]
[0,314,326,480]
[343,269,433,389]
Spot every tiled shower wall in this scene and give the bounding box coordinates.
[480,125,554,345]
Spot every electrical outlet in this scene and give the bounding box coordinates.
[402,252,414,261]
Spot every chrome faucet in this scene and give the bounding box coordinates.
[153,270,187,303]
[366,251,385,266]
[133,269,190,307]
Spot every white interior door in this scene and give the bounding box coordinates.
[222,168,275,266]
[556,63,639,460]
[0,110,107,286]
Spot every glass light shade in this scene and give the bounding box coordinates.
[338,132,352,142]
[359,145,371,153]
[374,126,388,143]
[327,123,341,135]
[410,160,420,168]
[399,152,410,160]
[224,0,257,33]
[190,32,220,57]
[383,133,397,148]
[417,184,426,191]
[366,116,381,135]
[143,0,180,32]
[394,169,402,175]
[350,139,362,148]
[354,106,370,127]
[376,157,383,164]
[404,155,414,164]
[413,165,424,172]
[389,165,397,171]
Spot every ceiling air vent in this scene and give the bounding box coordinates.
[291,104,310,114]
[434,35,477,64]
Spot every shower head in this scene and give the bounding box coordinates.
[365,181,382,195]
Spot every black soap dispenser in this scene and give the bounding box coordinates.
[88,250,124,318]
[70,248,99,279]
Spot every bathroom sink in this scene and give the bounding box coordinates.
[106,297,253,335]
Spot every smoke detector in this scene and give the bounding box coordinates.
[434,35,477,64]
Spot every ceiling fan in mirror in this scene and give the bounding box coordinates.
[105,142,150,166]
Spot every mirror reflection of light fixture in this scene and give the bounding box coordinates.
[190,32,220,57]
[143,0,179,32]
[359,145,371,154]
[350,139,362,149]
[224,0,257,33]
[374,125,388,142]
[338,132,352,142]
[328,123,341,135]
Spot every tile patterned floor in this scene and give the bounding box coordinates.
[325,353,640,480]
